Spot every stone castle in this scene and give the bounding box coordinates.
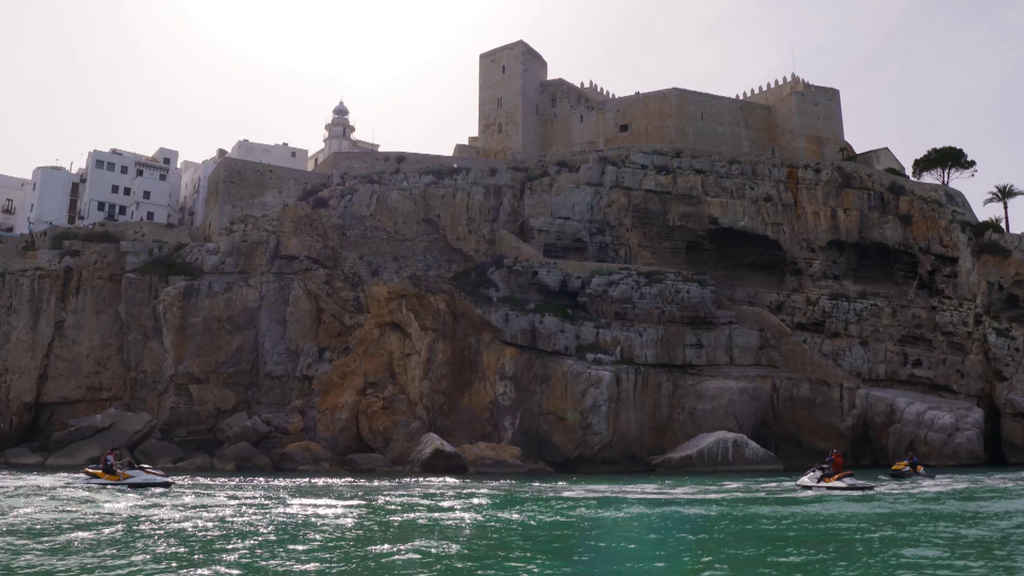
[455,40,901,173]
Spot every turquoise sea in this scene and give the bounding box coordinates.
[0,467,1021,575]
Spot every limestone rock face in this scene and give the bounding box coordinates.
[855,388,985,465]
[1,447,46,467]
[339,453,394,472]
[357,394,426,465]
[408,433,469,474]
[652,431,784,472]
[133,440,185,466]
[214,442,274,472]
[3,148,1023,471]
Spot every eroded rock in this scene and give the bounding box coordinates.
[408,433,469,474]
[652,431,784,472]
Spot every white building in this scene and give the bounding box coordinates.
[0,173,32,234]
[308,98,379,170]
[79,147,181,225]
[229,140,307,171]
[25,166,81,231]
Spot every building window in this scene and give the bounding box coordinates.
[32,183,35,191]
[136,168,144,177]
[97,201,106,211]
[619,124,629,133]
[68,199,77,212]
[30,203,34,213]
[120,165,128,175]
[94,159,104,169]
[502,64,505,74]
[106,161,115,172]
[2,199,13,213]
[158,173,167,181]
[497,122,502,134]
[162,158,170,166]
[551,98,557,109]
[536,104,539,115]
[111,184,119,194]
[291,151,297,158]
[580,114,583,124]
[118,206,126,216]
[497,97,502,109]
[68,215,76,225]
[146,211,154,221]
[124,187,131,196]
[143,190,151,200]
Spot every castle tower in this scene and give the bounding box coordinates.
[324,98,357,155]
[478,40,548,159]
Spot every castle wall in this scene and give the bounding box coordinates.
[204,158,329,238]
[539,87,775,156]
[478,41,548,159]
[313,151,503,178]
[769,85,844,162]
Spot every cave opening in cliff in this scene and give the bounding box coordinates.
[823,240,920,289]
[685,228,789,289]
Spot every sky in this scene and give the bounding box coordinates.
[0,0,1021,222]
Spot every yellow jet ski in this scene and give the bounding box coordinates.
[80,464,174,488]
[889,461,935,479]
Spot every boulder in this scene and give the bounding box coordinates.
[214,442,274,472]
[457,442,529,474]
[855,388,985,465]
[45,410,157,467]
[133,440,185,466]
[271,441,331,471]
[408,433,469,474]
[339,453,394,472]
[48,408,152,452]
[1,447,46,467]
[652,431,784,472]
[175,454,213,471]
[260,412,303,435]
[216,413,272,446]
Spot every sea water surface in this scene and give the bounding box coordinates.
[0,467,1021,575]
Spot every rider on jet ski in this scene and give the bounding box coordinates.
[101,448,130,475]
[906,452,918,470]
[822,449,844,479]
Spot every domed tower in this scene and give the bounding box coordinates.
[324,98,357,155]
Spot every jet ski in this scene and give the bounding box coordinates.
[795,465,875,491]
[888,461,935,479]
[80,464,174,488]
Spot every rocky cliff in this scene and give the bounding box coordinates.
[2,147,1023,470]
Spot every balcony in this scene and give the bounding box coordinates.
[1,206,15,215]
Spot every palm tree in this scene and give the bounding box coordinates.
[983,184,1023,232]
[985,215,1005,227]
